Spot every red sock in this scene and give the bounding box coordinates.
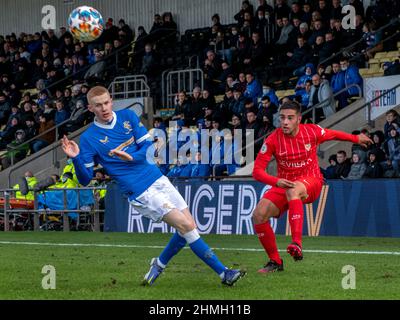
[288,199,304,247]
[255,222,282,264]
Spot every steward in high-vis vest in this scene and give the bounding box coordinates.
[13,171,38,200]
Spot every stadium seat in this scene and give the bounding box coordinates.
[273,80,284,90]
[284,89,295,96]
[369,63,380,70]
[368,58,379,64]
[215,95,224,103]
[387,50,400,57]
[374,52,386,59]
[371,71,384,77]
[359,68,369,76]
[370,65,381,72]
[20,88,39,97]
[276,90,286,99]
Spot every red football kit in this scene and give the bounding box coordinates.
[253,124,359,212]
[252,124,359,265]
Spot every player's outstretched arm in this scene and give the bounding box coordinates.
[316,126,373,147]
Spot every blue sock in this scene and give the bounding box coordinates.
[189,237,227,276]
[158,232,187,267]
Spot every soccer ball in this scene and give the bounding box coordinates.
[68,6,104,42]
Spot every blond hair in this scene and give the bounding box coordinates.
[87,86,110,104]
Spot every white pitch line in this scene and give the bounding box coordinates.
[0,241,400,256]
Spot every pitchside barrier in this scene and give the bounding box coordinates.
[105,179,400,238]
[0,187,106,232]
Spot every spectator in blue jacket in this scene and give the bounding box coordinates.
[243,72,262,106]
[54,99,70,139]
[295,80,312,109]
[231,87,246,117]
[183,151,211,178]
[210,132,241,176]
[261,85,279,107]
[330,62,345,94]
[295,63,315,91]
[167,156,187,178]
[340,57,363,98]
[330,61,347,110]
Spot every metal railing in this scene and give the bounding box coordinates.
[318,17,399,68]
[6,102,145,188]
[162,68,204,107]
[0,187,105,232]
[302,83,363,123]
[108,75,150,99]
[326,82,400,129]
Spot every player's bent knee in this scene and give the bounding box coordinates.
[286,188,301,200]
[173,215,196,234]
[163,209,194,234]
[253,200,279,224]
[182,208,198,229]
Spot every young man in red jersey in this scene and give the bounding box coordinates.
[252,101,372,273]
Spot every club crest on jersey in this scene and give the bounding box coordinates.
[261,143,268,154]
[305,144,311,151]
[100,136,109,144]
[123,121,133,134]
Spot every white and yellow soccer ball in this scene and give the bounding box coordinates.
[68,6,104,42]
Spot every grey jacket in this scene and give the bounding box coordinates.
[344,162,367,180]
[276,25,294,45]
[308,79,335,118]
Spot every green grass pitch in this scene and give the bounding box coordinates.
[0,232,399,300]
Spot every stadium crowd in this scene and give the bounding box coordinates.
[0,0,399,180]
[322,109,400,179]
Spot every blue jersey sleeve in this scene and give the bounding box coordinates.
[72,135,96,186]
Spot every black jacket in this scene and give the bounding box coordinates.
[363,162,383,178]
[334,160,351,178]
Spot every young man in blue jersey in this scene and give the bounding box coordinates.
[61,86,246,286]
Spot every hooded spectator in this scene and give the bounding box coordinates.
[363,151,383,179]
[323,154,338,179]
[343,152,366,180]
[295,63,315,91]
[368,131,386,163]
[385,125,400,177]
